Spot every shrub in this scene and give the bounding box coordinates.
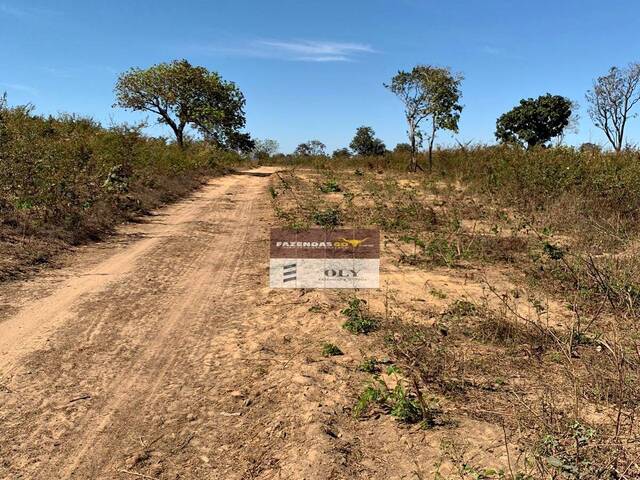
[313,207,341,227]
[319,179,341,193]
[321,342,343,357]
[341,298,378,334]
[0,100,247,280]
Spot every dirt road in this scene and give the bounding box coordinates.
[0,167,304,479]
[0,167,510,480]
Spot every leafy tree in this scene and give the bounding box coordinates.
[579,142,602,154]
[349,126,386,156]
[332,148,351,158]
[586,63,640,152]
[252,138,279,160]
[114,59,251,150]
[294,140,326,156]
[386,65,463,171]
[225,132,254,153]
[393,143,412,154]
[495,94,573,149]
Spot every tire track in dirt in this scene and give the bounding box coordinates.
[60,178,263,478]
[0,168,281,479]
[0,166,515,480]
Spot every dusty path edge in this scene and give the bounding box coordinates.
[0,167,276,375]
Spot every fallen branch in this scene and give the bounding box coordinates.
[69,394,91,403]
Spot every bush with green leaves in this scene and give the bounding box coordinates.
[353,376,425,424]
[341,297,378,334]
[313,207,341,227]
[349,126,386,156]
[319,179,341,193]
[321,342,343,357]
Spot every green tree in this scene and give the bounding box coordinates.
[349,126,386,156]
[495,94,573,149]
[114,59,251,150]
[579,142,602,154]
[332,147,351,158]
[385,65,463,171]
[252,138,279,160]
[294,140,326,156]
[393,143,412,154]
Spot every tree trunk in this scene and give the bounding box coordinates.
[409,127,417,172]
[175,128,184,148]
[407,122,423,172]
[167,123,184,149]
[156,108,186,149]
[428,124,436,172]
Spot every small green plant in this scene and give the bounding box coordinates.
[313,207,341,227]
[430,288,448,299]
[342,297,378,334]
[386,364,401,375]
[536,421,599,479]
[353,375,426,425]
[399,234,427,249]
[445,299,477,317]
[425,236,461,267]
[353,380,387,417]
[543,241,565,260]
[268,185,278,198]
[321,342,343,357]
[319,179,341,193]
[358,357,380,373]
[389,383,422,423]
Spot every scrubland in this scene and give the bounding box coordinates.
[4,95,640,476]
[267,147,640,478]
[0,100,246,280]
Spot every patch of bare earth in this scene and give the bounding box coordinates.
[0,167,502,480]
[2,165,637,479]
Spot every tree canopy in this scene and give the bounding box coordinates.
[252,138,279,160]
[393,143,412,154]
[349,126,386,156]
[294,140,326,156]
[114,59,252,151]
[386,65,463,171]
[495,94,573,149]
[332,148,351,158]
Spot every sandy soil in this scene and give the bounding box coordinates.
[0,167,511,480]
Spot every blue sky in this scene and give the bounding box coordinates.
[1,0,640,152]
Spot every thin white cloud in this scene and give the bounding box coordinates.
[297,56,350,62]
[42,65,119,79]
[195,39,376,62]
[0,3,59,18]
[42,67,74,79]
[258,40,374,60]
[479,45,523,60]
[0,83,39,96]
[480,45,503,56]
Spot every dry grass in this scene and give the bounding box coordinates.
[0,102,248,281]
[269,152,640,479]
